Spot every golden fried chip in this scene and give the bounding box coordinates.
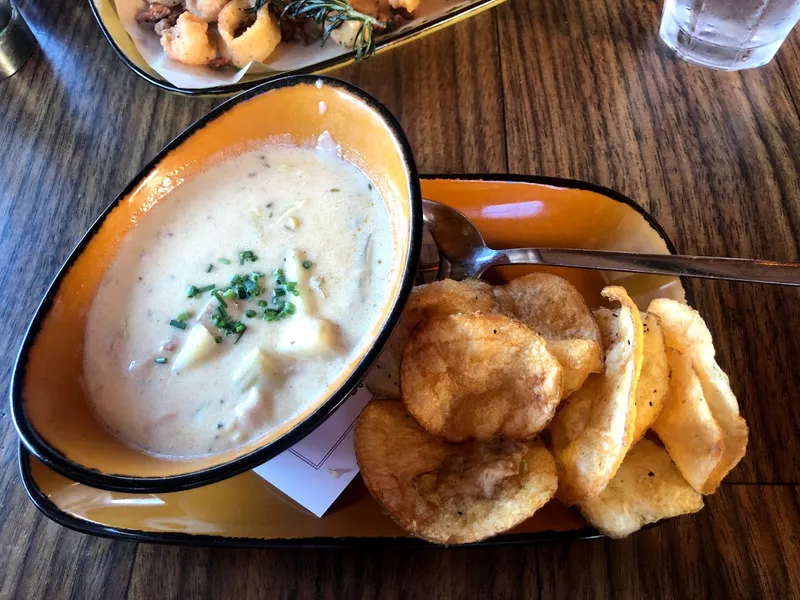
[401,313,563,442]
[652,348,724,494]
[364,279,496,399]
[549,287,643,505]
[547,339,603,398]
[494,272,602,350]
[631,313,670,443]
[578,438,704,538]
[355,400,558,545]
[648,298,748,493]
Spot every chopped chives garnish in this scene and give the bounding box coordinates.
[184,261,303,334]
[239,250,257,265]
[212,290,227,308]
[330,188,340,192]
[154,357,168,364]
[205,264,213,273]
[215,336,223,344]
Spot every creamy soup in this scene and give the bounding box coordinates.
[84,143,395,457]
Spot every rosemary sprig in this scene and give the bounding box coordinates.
[246,0,379,60]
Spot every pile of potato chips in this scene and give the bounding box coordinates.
[355,274,748,543]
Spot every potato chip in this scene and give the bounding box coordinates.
[364,279,496,399]
[547,373,597,444]
[578,438,704,538]
[652,348,725,493]
[401,313,563,442]
[648,299,748,493]
[631,313,670,443]
[494,272,602,349]
[547,339,603,398]
[548,287,643,505]
[355,400,558,545]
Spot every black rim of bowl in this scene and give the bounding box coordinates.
[9,75,423,493]
[18,443,603,548]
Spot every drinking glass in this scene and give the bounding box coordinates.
[0,0,35,79]
[659,0,800,71]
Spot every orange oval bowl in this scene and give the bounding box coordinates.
[11,76,422,493]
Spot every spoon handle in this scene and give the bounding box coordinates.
[498,248,800,286]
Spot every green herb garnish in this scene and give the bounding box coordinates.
[245,310,257,318]
[190,283,216,296]
[176,311,191,322]
[258,300,268,307]
[205,263,213,273]
[169,319,187,330]
[302,260,313,269]
[247,0,380,60]
[211,303,247,339]
[215,336,223,344]
[212,290,227,308]
[154,357,168,364]
[239,250,258,265]
[219,258,231,265]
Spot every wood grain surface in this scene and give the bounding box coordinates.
[1,0,799,598]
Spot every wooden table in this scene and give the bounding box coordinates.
[2,0,799,597]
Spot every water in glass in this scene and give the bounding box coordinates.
[660,0,800,71]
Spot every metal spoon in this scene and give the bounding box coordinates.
[422,199,800,286]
